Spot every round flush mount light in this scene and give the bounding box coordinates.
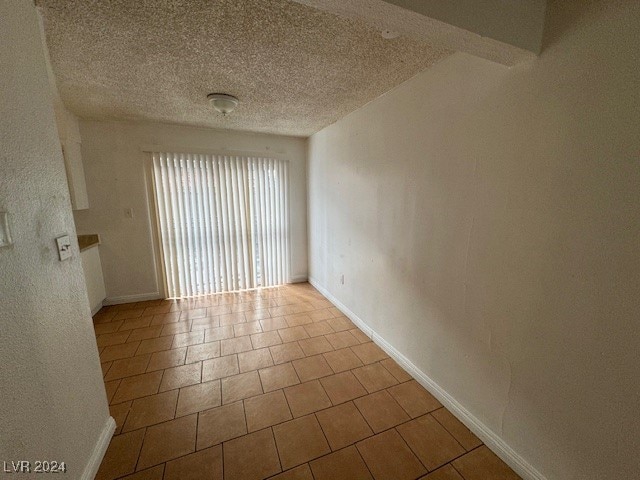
[207,93,239,116]
[381,29,400,39]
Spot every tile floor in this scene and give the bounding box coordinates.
[94,283,521,480]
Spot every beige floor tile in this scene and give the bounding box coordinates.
[207,304,232,316]
[308,309,334,322]
[218,312,246,326]
[114,308,146,321]
[119,464,164,480]
[110,401,132,435]
[326,316,355,332]
[323,348,364,373]
[180,308,207,320]
[161,321,191,337]
[244,390,293,432]
[96,330,131,348]
[349,328,370,344]
[222,370,263,403]
[197,401,247,449]
[172,330,204,349]
[298,336,334,356]
[310,446,373,480]
[239,347,274,373]
[112,371,162,404]
[286,313,313,327]
[351,343,388,364]
[292,355,334,382]
[95,429,145,480]
[320,372,367,405]
[260,316,289,332]
[105,354,151,381]
[127,325,162,343]
[136,336,174,356]
[397,415,465,471]
[271,464,314,480]
[204,325,234,342]
[325,331,360,350]
[164,445,222,480]
[234,321,262,337]
[146,347,186,372]
[190,316,220,331]
[101,361,113,378]
[176,380,221,417]
[452,445,520,480]
[150,312,181,326]
[379,358,412,382]
[270,342,305,364]
[221,335,253,356]
[273,414,331,469]
[105,379,120,404]
[159,362,202,392]
[279,326,310,343]
[260,363,300,392]
[388,380,442,418]
[316,402,373,450]
[119,316,153,332]
[223,428,282,480]
[356,429,426,480]
[123,390,178,432]
[185,341,220,364]
[100,342,141,362]
[431,408,482,451]
[284,380,332,417]
[419,464,465,480]
[352,363,399,393]
[354,390,409,433]
[95,320,124,335]
[250,331,282,349]
[202,354,239,381]
[244,308,271,322]
[303,321,334,338]
[137,414,197,469]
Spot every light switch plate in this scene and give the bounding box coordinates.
[56,234,72,261]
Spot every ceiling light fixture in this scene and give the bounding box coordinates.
[207,93,239,116]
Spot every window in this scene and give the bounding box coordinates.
[151,152,289,297]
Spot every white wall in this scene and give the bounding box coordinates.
[307,1,640,479]
[74,120,308,302]
[0,1,111,477]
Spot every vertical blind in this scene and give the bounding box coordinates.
[151,152,290,298]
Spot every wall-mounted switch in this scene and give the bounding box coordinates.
[0,212,13,248]
[124,208,134,219]
[56,235,72,261]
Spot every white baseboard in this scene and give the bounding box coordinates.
[90,302,103,317]
[308,277,546,480]
[289,275,309,284]
[103,292,162,306]
[81,416,115,480]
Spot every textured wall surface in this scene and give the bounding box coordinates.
[0,0,110,477]
[74,120,309,301]
[37,0,450,137]
[308,1,640,479]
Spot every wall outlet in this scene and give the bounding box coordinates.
[56,235,72,261]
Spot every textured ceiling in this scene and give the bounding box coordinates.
[37,0,451,137]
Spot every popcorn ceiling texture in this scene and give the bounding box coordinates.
[37,0,451,137]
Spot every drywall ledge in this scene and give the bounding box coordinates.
[80,416,115,480]
[103,292,162,306]
[309,277,546,480]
